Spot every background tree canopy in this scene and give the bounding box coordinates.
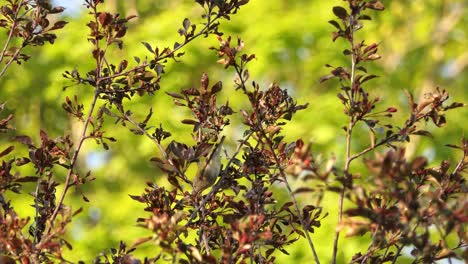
[1,0,466,262]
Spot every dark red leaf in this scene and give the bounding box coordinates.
[328,20,342,30]
[49,6,66,14]
[445,144,462,150]
[319,74,335,83]
[98,12,112,27]
[211,81,223,94]
[366,0,385,11]
[14,176,39,183]
[361,74,378,84]
[181,119,198,125]
[40,130,48,142]
[280,201,294,211]
[15,135,33,146]
[165,92,184,99]
[141,42,154,53]
[73,207,83,217]
[182,18,190,31]
[332,6,348,19]
[412,130,433,138]
[0,145,14,158]
[50,21,68,30]
[293,187,315,195]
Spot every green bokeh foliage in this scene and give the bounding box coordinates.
[0,0,466,262]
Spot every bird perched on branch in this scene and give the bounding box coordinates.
[192,136,225,194]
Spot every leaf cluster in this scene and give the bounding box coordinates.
[0,0,466,264]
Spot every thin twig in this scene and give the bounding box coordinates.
[450,149,466,176]
[41,2,104,239]
[98,14,220,83]
[347,109,437,163]
[348,134,397,162]
[360,225,382,264]
[177,131,254,237]
[32,175,42,244]
[97,86,148,94]
[98,13,225,163]
[0,0,21,64]
[200,225,211,256]
[332,121,354,264]
[0,45,25,79]
[44,92,100,235]
[121,111,167,159]
[125,115,253,242]
[120,110,195,188]
[391,244,403,264]
[0,1,34,79]
[262,128,321,264]
[233,63,320,264]
[332,11,357,264]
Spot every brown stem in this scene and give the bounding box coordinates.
[359,225,381,264]
[98,14,220,83]
[233,64,320,264]
[32,174,42,244]
[43,92,99,237]
[120,108,200,187]
[123,117,253,244]
[177,131,254,236]
[0,45,25,79]
[0,1,26,79]
[41,2,103,239]
[348,111,430,163]
[0,0,21,63]
[97,86,148,94]
[391,245,403,264]
[451,149,466,176]
[348,134,396,162]
[332,121,354,264]
[332,11,357,264]
[262,128,321,264]
[98,10,223,168]
[121,111,167,159]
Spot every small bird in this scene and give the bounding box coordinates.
[192,136,225,194]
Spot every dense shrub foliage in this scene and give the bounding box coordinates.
[0,0,466,263]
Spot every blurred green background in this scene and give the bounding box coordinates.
[1,0,466,262]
